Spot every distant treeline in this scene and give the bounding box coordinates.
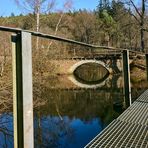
[0,0,148,55]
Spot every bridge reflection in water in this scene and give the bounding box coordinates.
[68,62,109,89]
[0,71,147,147]
[33,68,123,148]
[32,71,148,148]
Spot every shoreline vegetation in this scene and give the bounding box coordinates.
[0,55,147,114]
[1,0,148,114]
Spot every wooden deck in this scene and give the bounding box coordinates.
[85,90,148,148]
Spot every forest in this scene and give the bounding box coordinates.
[0,0,148,53]
[0,0,148,112]
[0,2,148,147]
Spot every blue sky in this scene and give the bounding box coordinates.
[0,0,98,16]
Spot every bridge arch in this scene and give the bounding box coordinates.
[68,74,110,89]
[68,60,111,74]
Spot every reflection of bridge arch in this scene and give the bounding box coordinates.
[68,60,111,74]
[68,74,110,89]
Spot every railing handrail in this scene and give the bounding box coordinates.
[0,25,117,49]
[0,25,146,55]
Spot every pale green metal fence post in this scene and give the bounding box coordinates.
[122,50,131,107]
[11,31,34,148]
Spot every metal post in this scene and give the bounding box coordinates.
[145,54,148,81]
[122,50,131,107]
[11,31,34,148]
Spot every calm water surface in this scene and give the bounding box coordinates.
[0,64,147,147]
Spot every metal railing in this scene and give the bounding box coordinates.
[0,26,147,148]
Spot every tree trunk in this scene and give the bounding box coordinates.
[141,0,145,52]
[36,1,40,51]
[0,49,6,77]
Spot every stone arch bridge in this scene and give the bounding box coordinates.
[50,57,125,75]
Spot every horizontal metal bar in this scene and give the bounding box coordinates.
[0,26,22,33]
[0,26,146,55]
[27,30,118,49]
[0,26,116,49]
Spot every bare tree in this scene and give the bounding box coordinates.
[47,0,73,49]
[14,0,73,51]
[14,0,56,50]
[124,0,147,52]
[15,0,55,31]
[0,32,11,77]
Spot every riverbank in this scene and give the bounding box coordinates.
[0,58,148,113]
[130,58,147,82]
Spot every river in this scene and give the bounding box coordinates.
[0,63,147,148]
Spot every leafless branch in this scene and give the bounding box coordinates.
[129,0,142,17]
[130,13,141,24]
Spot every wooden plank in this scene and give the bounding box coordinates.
[11,31,34,148]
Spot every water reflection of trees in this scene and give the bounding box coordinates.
[0,72,148,147]
[0,87,13,147]
[33,87,124,147]
[0,114,13,148]
[34,115,75,148]
[39,88,122,122]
